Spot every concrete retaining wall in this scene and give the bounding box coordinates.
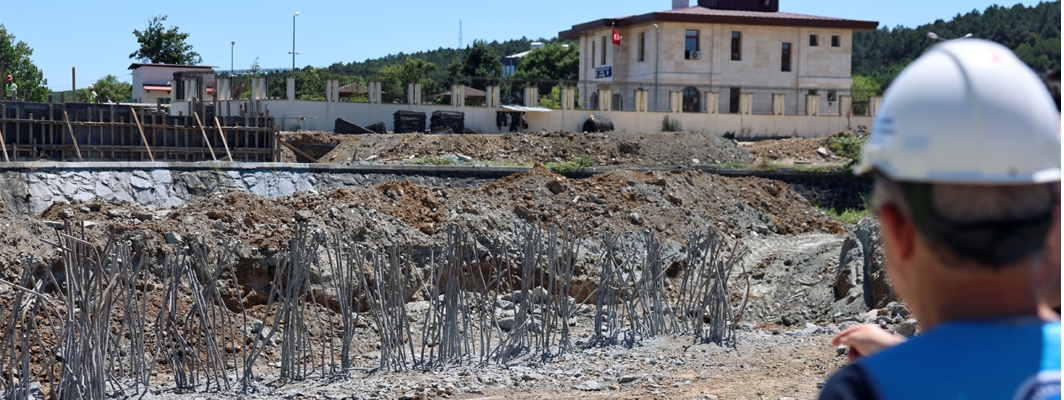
[0,163,517,216]
[176,99,872,138]
[0,162,871,217]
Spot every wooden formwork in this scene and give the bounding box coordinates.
[0,101,278,162]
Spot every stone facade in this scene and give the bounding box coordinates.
[564,6,877,114]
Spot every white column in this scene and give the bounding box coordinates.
[707,92,718,114]
[670,91,682,113]
[600,89,612,111]
[325,80,334,102]
[740,93,753,115]
[772,93,786,115]
[286,77,296,101]
[869,96,881,117]
[184,79,199,101]
[840,95,852,116]
[806,94,820,116]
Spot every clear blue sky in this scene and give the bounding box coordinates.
[0,0,1045,90]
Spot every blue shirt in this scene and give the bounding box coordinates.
[820,320,1061,400]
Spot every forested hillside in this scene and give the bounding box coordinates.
[326,37,560,76]
[854,1,1060,88]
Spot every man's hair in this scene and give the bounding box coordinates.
[874,174,1053,269]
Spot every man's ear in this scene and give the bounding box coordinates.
[879,203,916,263]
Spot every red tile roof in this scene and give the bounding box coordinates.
[559,6,877,39]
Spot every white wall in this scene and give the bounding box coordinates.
[180,99,871,138]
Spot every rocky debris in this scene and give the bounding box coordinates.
[575,380,604,391]
[742,136,847,167]
[893,319,919,337]
[279,129,755,166]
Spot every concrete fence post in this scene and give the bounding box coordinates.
[184,79,198,101]
[772,93,786,115]
[669,91,682,113]
[840,95,852,117]
[706,92,718,114]
[408,83,416,105]
[286,77,296,101]
[806,94,820,116]
[740,93,753,115]
[325,80,333,102]
[525,87,539,107]
[869,96,881,117]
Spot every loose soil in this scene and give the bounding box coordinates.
[740,136,848,167]
[278,131,754,166]
[0,156,886,399]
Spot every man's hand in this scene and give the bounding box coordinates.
[832,323,905,361]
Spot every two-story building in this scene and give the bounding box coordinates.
[558,0,877,115]
[129,63,216,105]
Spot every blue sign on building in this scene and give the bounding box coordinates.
[595,67,612,79]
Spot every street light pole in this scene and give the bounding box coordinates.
[290,12,300,71]
[231,41,235,74]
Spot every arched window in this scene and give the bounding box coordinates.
[682,86,700,112]
[589,92,600,110]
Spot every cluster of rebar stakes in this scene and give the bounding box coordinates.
[0,221,748,396]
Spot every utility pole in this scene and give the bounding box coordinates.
[231,41,235,74]
[290,12,300,71]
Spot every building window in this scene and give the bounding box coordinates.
[731,32,742,61]
[601,36,607,65]
[831,35,840,47]
[808,89,818,96]
[781,43,791,72]
[827,90,838,102]
[591,40,596,68]
[682,86,700,112]
[809,35,818,47]
[729,87,741,113]
[685,30,700,59]
[639,32,646,62]
[590,92,599,110]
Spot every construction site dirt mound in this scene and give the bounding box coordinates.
[279,130,754,166]
[741,136,848,166]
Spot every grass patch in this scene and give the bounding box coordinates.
[820,207,872,224]
[546,154,593,174]
[405,156,455,166]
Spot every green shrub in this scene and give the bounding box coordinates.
[828,132,863,161]
[662,116,682,132]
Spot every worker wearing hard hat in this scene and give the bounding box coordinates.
[87,84,97,104]
[4,75,16,101]
[818,39,1060,399]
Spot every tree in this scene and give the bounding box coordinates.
[129,15,202,65]
[378,57,438,103]
[445,41,503,90]
[0,25,47,102]
[81,75,132,103]
[513,42,579,96]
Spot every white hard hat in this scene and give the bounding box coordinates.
[88,84,94,90]
[858,39,1061,184]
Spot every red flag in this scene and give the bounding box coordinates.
[612,28,622,46]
